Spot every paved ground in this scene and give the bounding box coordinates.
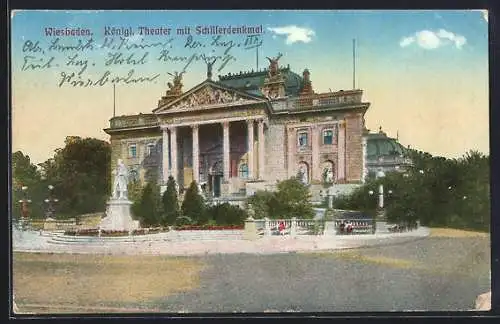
[13,228,430,256]
[13,229,490,313]
[128,237,490,313]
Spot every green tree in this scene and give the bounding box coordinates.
[38,137,111,218]
[245,178,314,219]
[12,151,46,220]
[134,182,163,227]
[245,190,274,219]
[206,203,247,225]
[181,181,206,224]
[162,176,180,225]
[274,178,314,219]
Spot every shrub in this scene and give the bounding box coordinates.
[181,181,207,224]
[162,176,180,226]
[206,203,247,225]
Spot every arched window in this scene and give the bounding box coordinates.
[239,163,249,179]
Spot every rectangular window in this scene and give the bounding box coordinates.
[128,144,137,158]
[298,132,308,147]
[323,130,334,145]
[146,143,156,156]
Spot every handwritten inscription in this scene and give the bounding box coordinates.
[17,25,265,88]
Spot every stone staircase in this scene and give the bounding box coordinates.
[46,230,244,245]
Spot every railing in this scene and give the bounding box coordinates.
[110,114,159,129]
[252,218,324,236]
[334,218,375,234]
[272,91,364,112]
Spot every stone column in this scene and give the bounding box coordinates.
[264,217,272,236]
[291,217,297,237]
[287,126,295,178]
[170,126,178,186]
[246,119,254,179]
[161,127,170,184]
[192,125,199,184]
[337,121,346,182]
[222,121,230,181]
[258,119,265,180]
[311,125,320,182]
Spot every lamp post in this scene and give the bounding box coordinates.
[18,186,31,230]
[44,185,59,219]
[320,186,338,209]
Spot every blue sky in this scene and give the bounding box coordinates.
[11,10,488,82]
[11,10,489,163]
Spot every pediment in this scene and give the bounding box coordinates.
[154,82,265,114]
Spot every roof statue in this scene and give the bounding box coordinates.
[266,52,283,78]
[166,71,184,94]
[204,57,217,80]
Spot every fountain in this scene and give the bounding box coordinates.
[99,159,140,232]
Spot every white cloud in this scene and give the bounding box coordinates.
[267,25,315,45]
[399,29,467,50]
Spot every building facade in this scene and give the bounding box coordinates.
[104,56,371,198]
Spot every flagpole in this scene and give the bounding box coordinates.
[352,39,356,90]
[113,83,116,117]
[256,46,259,71]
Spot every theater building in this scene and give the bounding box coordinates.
[104,55,371,200]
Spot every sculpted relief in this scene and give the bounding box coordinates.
[170,86,248,110]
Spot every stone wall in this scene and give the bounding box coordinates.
[345,113,364,182]
[110,130,162,187]
[265,122,288,182]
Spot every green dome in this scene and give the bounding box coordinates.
[366,134,406,160]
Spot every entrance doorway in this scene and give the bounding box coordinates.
[209,160,223,197]
[211,175,223,197]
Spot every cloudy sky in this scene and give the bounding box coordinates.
[11,10,489,164]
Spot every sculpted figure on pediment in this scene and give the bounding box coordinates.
[166,71,184,95]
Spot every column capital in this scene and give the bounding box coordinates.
[222,121,230,128]
[161,124,177,131]
[191,124,199,130]
[246,119,255,125]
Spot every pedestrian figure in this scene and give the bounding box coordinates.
[278,221,286,235]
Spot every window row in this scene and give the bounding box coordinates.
[297,129,336,147]
[128,143,157,158]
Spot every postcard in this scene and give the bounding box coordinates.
[10,9,491,315]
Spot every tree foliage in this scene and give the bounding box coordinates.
[333,149,490,231]
[37,137,111,217]
[162,176,180,226]
[246,178,314,219]
[206,203,247,225]
[133,182,163,227]
[181,181,207,224]
[12,151,46,219]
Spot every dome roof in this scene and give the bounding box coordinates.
[365,133,406,159]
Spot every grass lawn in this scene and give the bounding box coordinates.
[429,227,490,238]
[12,252,204,314]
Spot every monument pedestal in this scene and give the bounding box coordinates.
[100,199,140,231]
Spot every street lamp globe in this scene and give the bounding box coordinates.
[368,190,374,195]
[48,185,54,190]
[419,169,424,174]
[388,190,393,195]
[21,186,28,191]
[54,199,59,202]
[27,200,31,203]
[18,200,23,203]
[44,199,49,203]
